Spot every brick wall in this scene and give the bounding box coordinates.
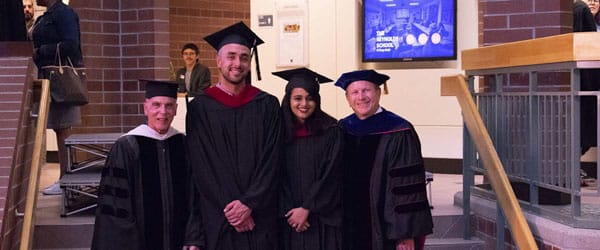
[472,215,562,250]
[0,55,36,249]
[480,0,572,46]
[478,0,573,91]
[169,0,250,84]
[66,0,171,134]
[60,0,250,135]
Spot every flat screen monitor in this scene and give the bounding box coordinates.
[362,0,457,62]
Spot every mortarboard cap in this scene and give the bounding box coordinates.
[204,21,265,80]
[142,80,179,99]
[272,67,333,95]
[334,69,390,94]
[204,21,264,51]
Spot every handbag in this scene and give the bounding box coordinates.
[42,44,88,106]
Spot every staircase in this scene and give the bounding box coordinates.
[32,203,485,250]
[425,213,485,249]
[423,173,486,250]
[32,169,481,249]
[33,192,94,250]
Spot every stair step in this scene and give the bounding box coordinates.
[430,213,467,239]
[33,223,94,249]
[425,237,485,250]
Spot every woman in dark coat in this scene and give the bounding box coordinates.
[273,67,343,250]
[32,0,84,195]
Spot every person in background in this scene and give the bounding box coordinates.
[176,43,211,97]
[273,67,343,250]
[574,0,600,185]
[23,0,34,39]
[184,21,282,250]
[574,0,597,32]
[92,80,199,250]
[335,70,433,250]
[32,0,84,195]
[584,0,600,31]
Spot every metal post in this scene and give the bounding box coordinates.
[571,68,582,217]
[529,71,539,205]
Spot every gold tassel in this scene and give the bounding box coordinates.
[383,82,389,95]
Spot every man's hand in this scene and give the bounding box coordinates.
[182,245,200,250]
[285,207,310,232]
[224,200,252,226]
[396,238,415,250]
[233,215,255,232]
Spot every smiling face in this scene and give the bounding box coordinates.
[345,80,381,120]
[289,88,316,124]
[143,96,177,134]
[216,43,251,85]
[588,0,600,15]
[182,48,198,68]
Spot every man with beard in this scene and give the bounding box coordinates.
[23,0,34,39]
[184,21,282,250]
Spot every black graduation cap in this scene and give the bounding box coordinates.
[142,80,179,99]
[204,21,265,80]
[272,67,333,95]
[334,69,390,94]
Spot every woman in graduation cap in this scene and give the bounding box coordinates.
[273,67,343,250]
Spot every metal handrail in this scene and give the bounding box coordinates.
[441,75,538,250]
[19,79,51,250]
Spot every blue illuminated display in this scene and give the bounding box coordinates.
[363,0,456,62]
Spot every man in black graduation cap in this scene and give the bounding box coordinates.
[92,80,198,250]
[184,22,282,250]
[334,70,433,250]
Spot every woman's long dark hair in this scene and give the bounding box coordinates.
[281,90,337,143]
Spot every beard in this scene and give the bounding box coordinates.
[220,68,248,85]
[224,74,245,85]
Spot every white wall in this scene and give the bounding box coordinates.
[250,0,478,159]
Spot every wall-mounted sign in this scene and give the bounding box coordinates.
[277,2,308,67]
[258,15,273,27]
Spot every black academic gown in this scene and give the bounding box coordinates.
[339,109,433,250]
[92,127,197,250]
[185,85,282,250]
[280,125,343,250]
